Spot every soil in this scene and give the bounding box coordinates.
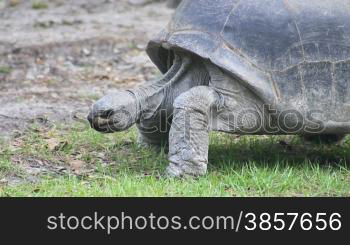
[0,0,173,140]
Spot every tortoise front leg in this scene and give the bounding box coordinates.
[166,86,220,177]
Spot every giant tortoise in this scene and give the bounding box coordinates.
[88,0,350,177]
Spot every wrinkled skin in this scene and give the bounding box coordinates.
[88,91,138,133]
[89,52,222,177]
[89,52,215,177]
[89,51,262,177]
[88,51,346,177]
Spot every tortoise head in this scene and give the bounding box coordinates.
[88,91,138,133]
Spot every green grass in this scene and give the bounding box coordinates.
[31,1,48,9]
[0,123,350,197]
[0,66,11,74]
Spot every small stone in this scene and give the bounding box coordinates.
[82,48,91,56]
[0,178,8,184]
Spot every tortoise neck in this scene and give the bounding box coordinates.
[128,54,191,121]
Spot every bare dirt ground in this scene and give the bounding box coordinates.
[0,0,173,140]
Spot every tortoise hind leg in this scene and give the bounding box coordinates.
[166,86,220,177]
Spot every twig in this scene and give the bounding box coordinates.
[0,114,29,121]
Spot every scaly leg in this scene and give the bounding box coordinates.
[166,86,220,177]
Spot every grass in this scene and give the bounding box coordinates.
[31,1,48,10]
[0,66,12,74]
[0,122,350,197]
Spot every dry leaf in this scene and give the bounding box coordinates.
[9,139,24,151]
[45,138,67,151]
[69,159,85,172]
[45,138,60,151]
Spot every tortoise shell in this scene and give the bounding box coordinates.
[147,0,350,124]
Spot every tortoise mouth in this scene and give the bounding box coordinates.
[88,111,134,133]
[88,113,114,133]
